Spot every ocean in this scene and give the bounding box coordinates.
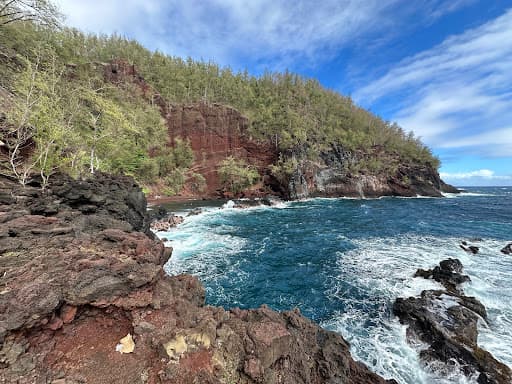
[155,187,512,384]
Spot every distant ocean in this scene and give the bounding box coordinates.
[156,187,512,384]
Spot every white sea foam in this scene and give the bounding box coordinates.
[156,199,511,384]
[324,235,511,383]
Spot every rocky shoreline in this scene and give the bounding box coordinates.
[394,259,511,384]
[0,173,395,384]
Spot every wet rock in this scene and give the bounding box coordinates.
[414,258,470,292]
[187,208,202,216]
[148,205,167,221]
[396,260,511,384]
[500,243,512,255]
[460,241,480,254]
[150,214,184,232]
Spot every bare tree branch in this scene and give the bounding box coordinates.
[0,0,60,28]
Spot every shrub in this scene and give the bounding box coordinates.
[218,156,259,194]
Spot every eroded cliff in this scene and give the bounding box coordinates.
[101,60,457,200]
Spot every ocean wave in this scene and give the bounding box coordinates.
[325,235,511,382]
[157,195,512,384]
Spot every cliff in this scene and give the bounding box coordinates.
[166,103,277,197]
[0,173,395,384]
[99,60,458,200]
[161,102,457,199]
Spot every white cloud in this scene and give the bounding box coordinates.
[440,169,497,179]
[354,9,512,157]
[439,169,512,186]
[53,0,474,70]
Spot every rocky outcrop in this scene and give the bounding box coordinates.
[501,243,512,255]
[151,214,184,232]
[282,145,457,199]
[0,174,394,384]
[460,241,480,254]
[99,60,457,200]
[394,259,511,384]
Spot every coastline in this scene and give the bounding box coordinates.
[0,173,394,384]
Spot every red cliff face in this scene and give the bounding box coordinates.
[102,60,277,198]
[166,103,277,197]
[100,59,457,200]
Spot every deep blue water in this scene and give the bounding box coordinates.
[157,188,512,384]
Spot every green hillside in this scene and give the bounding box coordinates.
[0,1,439,194]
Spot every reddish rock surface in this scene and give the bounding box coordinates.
[166,103,277,197]
[100,59,457,201]
[0,173,395,384]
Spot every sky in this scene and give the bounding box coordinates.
[53,0,512,186]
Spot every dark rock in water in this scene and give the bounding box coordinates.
[187,207,203,216]
[413,268,432,279]
[414,258,470,292]
[148,205,168,221]
[396,260,511,384]
[460,242,479,254]
[150,214,184,231]
[0,173,393,384]
[501,243,512,255]
[469,245,480,254]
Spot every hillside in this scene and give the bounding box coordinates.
[0,12,457,198]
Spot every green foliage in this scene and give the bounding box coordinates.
[171,137,194,169]
[218,156,259,194]
[0,6,441,191]
[270,154,298,185]
[189,172,206,193]
[134,157,159,183]
[151,137,195,194]
[163,168,186,196]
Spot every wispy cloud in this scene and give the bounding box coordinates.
[440,169,504,179]
[53,0,474,71]
[355,9,512,157]
[440,169,512,186]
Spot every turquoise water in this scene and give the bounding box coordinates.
[156,188,512,384]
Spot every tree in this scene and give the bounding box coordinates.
[3,51,77,187]
[0,0,60,27]
[218,156,259,194]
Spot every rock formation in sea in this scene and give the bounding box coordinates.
[0,173,395,384]
[394,259,511,384]
[500,243,512,255]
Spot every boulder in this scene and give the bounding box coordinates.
[413,258,470,292]
[396,260,511,384]
[460,242,479,254]
[500,243,512,255]
[150,214,184,232]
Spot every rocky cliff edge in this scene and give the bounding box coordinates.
[0,173,394,384]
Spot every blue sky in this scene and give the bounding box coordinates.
[54,0,512,186]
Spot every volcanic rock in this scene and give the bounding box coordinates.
[396,260,511,384]
[500,243,512,255]
[413,258,470,292]
[0,173,394,384]
[460,241,480,254]
[150,214,184,232]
